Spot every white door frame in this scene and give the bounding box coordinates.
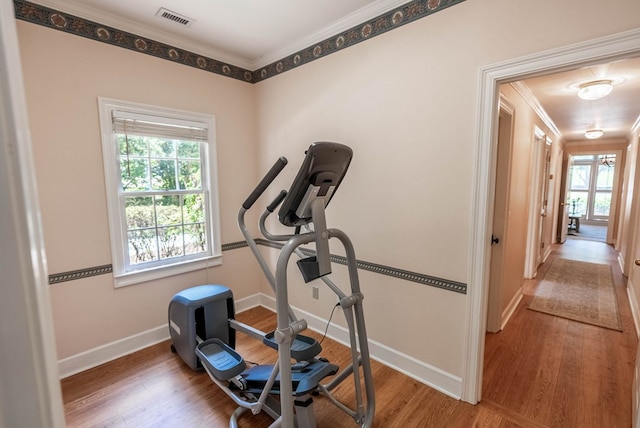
[0,1,65,426]
[462,27,640,404]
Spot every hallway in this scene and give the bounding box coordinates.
[482,239,638,427]
[567,223,608,242]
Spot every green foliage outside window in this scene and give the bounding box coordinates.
[118,135,207,265]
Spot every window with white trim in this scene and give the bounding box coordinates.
[98,98,221,287]
[567,153,617,221]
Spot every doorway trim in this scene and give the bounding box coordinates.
[0,0,66,425]
[462,27,640,404]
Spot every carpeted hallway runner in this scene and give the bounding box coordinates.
[528,258,622,331]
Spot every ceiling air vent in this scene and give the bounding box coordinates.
[156,8,194,27]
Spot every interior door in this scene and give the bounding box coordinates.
[538,138,552,262]
[557,157,570,243]
[487,101,513,333]
[524,128,546,278]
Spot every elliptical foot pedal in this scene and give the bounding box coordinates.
[196,338,246,380]
[263,332,322,361]
[242,358,339,396]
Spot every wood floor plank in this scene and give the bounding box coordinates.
[548,321,583,427]
[523,315,565,424]
[483,240,637,428]
[61,239,637,427]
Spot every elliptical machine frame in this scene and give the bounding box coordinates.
[171,142,375,427]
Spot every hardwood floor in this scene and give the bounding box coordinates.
[482,239,638,428]
[61,239,637,427]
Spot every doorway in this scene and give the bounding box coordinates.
[464,28,640,405]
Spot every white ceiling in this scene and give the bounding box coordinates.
[518,57,640,142]
[28,0,640,143]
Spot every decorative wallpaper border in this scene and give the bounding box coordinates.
[49,264,113,284]
[252,0,466,83]
[256,239,467,294]
[13,0,254,83]
[14,0,466,83]
[49,240,467,294]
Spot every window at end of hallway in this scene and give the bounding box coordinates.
[98,98,222,287]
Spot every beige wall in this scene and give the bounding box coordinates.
[254,0,640,378]
[15,0,640,395]
[17,21,263,359]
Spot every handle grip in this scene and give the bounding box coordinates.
[242,157,288,209]
[267,190,288,213]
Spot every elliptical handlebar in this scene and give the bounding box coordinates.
[242,157,288,210]
[267,190,288,213]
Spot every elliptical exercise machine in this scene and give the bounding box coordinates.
[169,142,375,427]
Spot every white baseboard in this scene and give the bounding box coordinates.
[58,325,169,379]
[627,282,640,338]
[501,289,523,331]
[57,293,266,379]
[234,292,263,313]
[58,292,463,399]
[619,253,627,277]
[258,293,462,399]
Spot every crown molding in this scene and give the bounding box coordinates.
[631,113,640,136]
[252,0,409,69]
[510,80,562,138]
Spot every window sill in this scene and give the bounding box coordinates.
[113,254,222,288]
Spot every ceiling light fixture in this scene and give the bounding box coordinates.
[584,129,604,139]
[602,155,615,168]
[577,80,613,100]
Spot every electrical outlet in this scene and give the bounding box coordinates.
[312,286,319,300]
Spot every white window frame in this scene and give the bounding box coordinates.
[568,152,617,221]
[98,97,222,287]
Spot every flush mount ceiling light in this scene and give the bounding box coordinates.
[584,129,604,139]
[578,80,613,100]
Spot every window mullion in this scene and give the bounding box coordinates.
[589,157,600,220]
[121,189,203,197]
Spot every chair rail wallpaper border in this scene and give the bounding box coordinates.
[49,240,467,294]
[48,264,113,284]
